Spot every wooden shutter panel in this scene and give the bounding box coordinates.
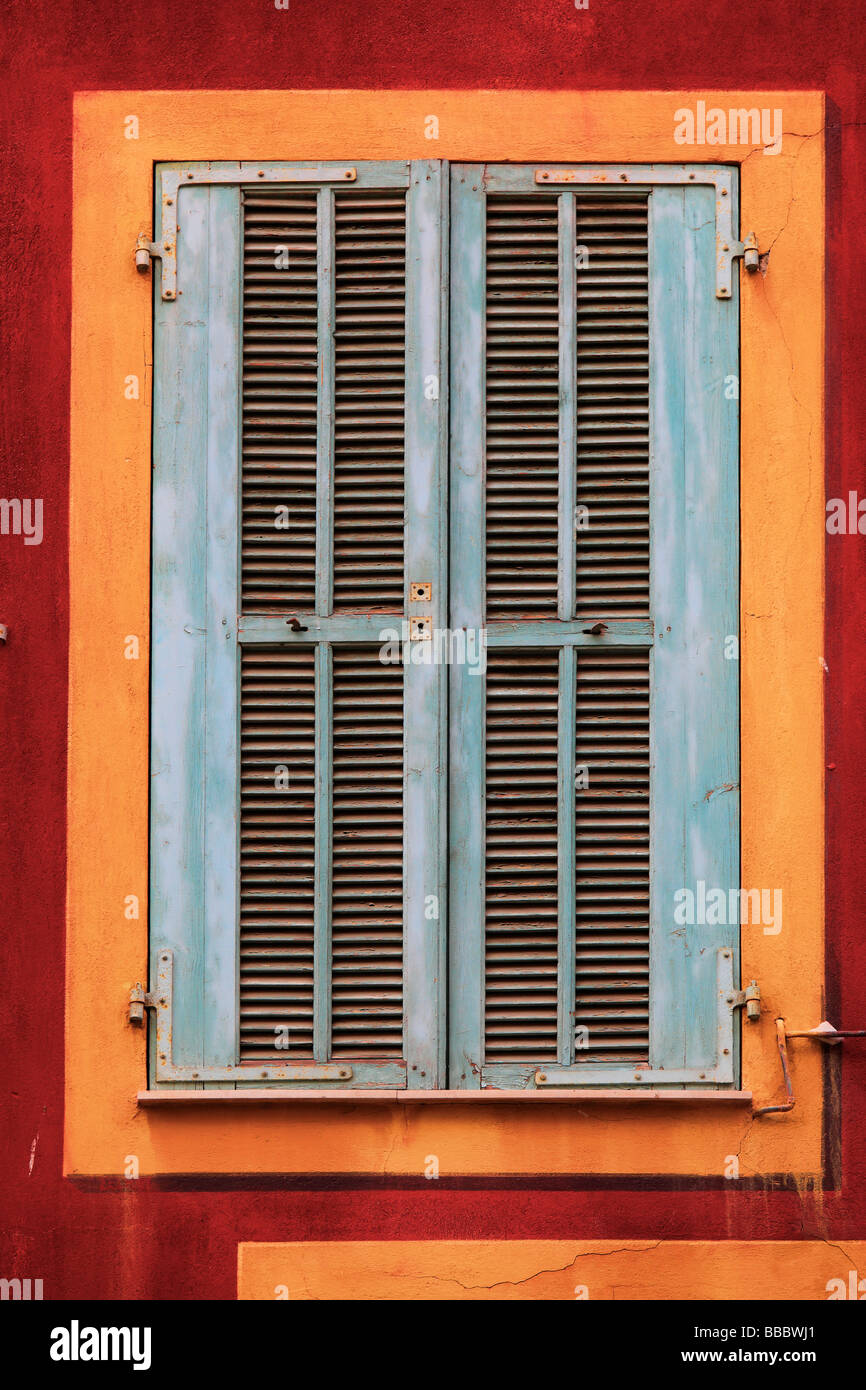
[450,164,739,1089]
[150,162,446,1088]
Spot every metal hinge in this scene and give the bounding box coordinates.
[728,979,761,1021]
[729,231,761,274]
[128,981,156,1026]
[134,232,174,292]
[534,167,762,297]
[139,950,353,1082]
[141,164,357,299]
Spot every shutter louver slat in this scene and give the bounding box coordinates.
[575,196,650,618]
[333,192,406,611]
[484,650,560,1061]
[485,196,560,619]
[481,189,652,1075]
[241,189,319,610]
[331,649,404,1057]
[575,649,650,1060]
[239,646,316,1060]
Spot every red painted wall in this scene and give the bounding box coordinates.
[1,0,864,1299]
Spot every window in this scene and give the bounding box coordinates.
[149,159,739,1091]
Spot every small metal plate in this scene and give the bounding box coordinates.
[534,164,740,299]
[156,164,357,300]
[151,950,354,1083]
[409,616,432,641]
[410,582,432,602]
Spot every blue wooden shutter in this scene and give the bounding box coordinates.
[449,164,739,1089]
[150,161,447,1088]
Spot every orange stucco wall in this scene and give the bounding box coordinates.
[67,89,825,1180]
[238,1239,866,1300]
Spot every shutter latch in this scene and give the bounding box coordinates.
[728,979,761,1021]
[128,981,156,1026]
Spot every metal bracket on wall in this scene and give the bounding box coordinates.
[139,950,354,1084]
[754,1018,866,1116]
[783,1020,866,1043]
[138,164,357,300]
[534,165,761,298]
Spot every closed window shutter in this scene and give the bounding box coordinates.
[151,162,446,1088]
[151,159,737,1092]
[450,165,739,1089]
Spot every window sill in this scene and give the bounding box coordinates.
[137,1088,753,1106]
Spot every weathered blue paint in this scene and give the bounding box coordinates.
[203,185,242,1075]
[151,179,242,1088]
[239,615,406,643]
[313,642,333,1061]
[150,180,213,1082]
[403,159,448,1087]
[557,645,577,1066]
[448,168,486,1088]
[647,181,740,1081]
[486,621,653,646]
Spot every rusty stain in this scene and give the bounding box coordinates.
[703,781,739,801]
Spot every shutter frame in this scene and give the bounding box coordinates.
[150,161,447,1088]
[448,165,740,1089]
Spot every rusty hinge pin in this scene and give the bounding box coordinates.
[741,232,760,273]
[728,979,761,1021]
[128,981,156,1026]
[134,231,168,274]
